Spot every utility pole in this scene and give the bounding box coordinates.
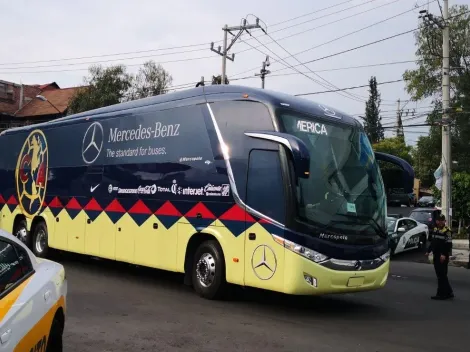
[255,56,271,89]
[210,18,265,85]
[195,76,205,87]
[441,0,452,225]
[419,1,452,225]
[396,99,404,138]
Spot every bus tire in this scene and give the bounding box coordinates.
[13,219,31,248]
[32,221,49,258]
[192,240,226,300]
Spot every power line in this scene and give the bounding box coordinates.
[273,29,417,75]
[264,7,470,76]
[231,0,407,77]
[294,79,404,96]
[0,55,216,75]
[239,17,365,102]
[0,0,364,68]
[268,0,356,27]
[256,20,366,102]
[0,43,211,67]
[240,1,426,78]
[0,48,218,71]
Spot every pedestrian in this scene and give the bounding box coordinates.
[425,214,454,300]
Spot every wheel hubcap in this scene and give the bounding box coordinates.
[35,230,46,254]
[16,227,28,243]
[196,253,216,287]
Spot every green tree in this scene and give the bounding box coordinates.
[68,65,132,114]
[403,4,470,175]
[127,61,173,100]
[432,172,470,230]
[363,76,384,143]
[211,75,229,85]
[412,130,441,187]
[68,60,173,114]
[373,137,413,165]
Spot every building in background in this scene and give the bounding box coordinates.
[0,79,83,132]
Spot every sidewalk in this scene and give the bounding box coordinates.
[427,240,469,268]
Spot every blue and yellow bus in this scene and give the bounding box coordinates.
[0,85,390,299]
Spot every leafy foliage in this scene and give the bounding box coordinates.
[211,75,229,85]
[403,4,470,189]
[127,61,173,100]
[432,172,470,221]
[373,137,413,165]
[68,60,173,114]
[363,76,384,143]
[68,65,132,114]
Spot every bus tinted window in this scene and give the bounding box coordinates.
[210,100,274,201]
[246,150,286,224]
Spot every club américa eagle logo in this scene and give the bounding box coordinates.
[15,129,49,218]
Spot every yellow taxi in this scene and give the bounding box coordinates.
[0,229,67,351]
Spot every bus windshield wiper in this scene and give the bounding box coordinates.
[334,213,387,239]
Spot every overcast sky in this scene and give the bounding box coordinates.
[1,0,460,146]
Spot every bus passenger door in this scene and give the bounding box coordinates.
[244,149,286,292]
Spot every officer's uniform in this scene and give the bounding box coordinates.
[427,223,454,299]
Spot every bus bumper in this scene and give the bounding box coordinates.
[283,250,390,295]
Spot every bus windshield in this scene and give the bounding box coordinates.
[277,110,386,237]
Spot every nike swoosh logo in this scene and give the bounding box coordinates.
[90,184,100,192]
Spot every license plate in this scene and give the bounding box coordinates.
[347,277,365,287]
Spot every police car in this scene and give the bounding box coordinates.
[386,216,429,255]
[0,229,67,351]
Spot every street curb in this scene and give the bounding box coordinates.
[452,244,469,250]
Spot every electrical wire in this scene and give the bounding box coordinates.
[256,7,470,77]
[294,79,404,96]
[0,0,365,67]
[234,0,425,78]
[231,0,407,77]
[240,17,365,102]
[0,55,216,75]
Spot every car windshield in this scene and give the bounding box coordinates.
[278,110,386,237]
[386,217,397,233]
[410,211,432,222]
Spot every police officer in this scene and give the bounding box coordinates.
[425,214,454,300]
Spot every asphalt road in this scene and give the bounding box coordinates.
[57,249,470,352]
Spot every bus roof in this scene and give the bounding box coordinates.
[1,84,359,135]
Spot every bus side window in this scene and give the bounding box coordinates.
[246,149,286,225]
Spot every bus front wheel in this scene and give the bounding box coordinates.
[192,240,227,300]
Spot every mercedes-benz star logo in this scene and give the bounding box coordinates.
[251,245,277,280]
[318,104,341,119]
[82,122,104,164]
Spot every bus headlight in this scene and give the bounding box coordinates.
[273,235,328,263]
[380,250,391,262]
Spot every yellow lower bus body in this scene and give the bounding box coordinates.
[0,203,389,296]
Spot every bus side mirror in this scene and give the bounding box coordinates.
[245,131,310,179]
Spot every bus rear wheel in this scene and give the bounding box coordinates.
[32,221,49,258]
[192,240,226,300]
